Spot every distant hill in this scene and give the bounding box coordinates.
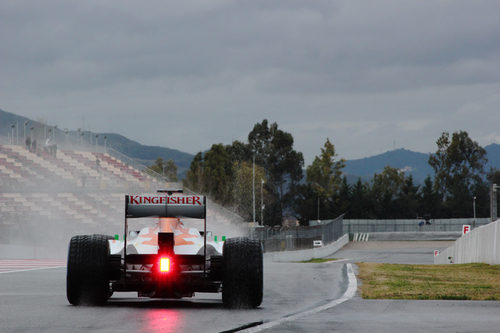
[100,133,194,176]
[0,108,194,177]
[344,144,500,183]
[343,148,433,183]
[486,143,500,172]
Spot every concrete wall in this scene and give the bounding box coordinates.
[434,219,500,264]
[267,233,349,262]
[365,231,461,241]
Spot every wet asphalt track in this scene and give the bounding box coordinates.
[2,241,500,332]
[258,241,500,333]
[0,257,346,333]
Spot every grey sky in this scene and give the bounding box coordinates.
[1,0,499,163]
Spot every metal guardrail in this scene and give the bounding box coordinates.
[250,215,344,252]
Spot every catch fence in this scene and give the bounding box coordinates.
[249,215,344,252]
[344,218,491,233]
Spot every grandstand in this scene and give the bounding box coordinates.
[0,140,167,249]
[0,138,246,257]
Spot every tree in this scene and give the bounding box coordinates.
[294,183,320,224]
[349,178,374,219]
[372,166,405,197]
[184,152,203,192]
[164,160,178,181]
[419,176,442,218]
[227,140,252,163]
[306,138,346,198]
[202,144,233,205]
[487,169,500,186]
[395,175,420,218]
[248,120,304,224]
[148,158,178,181]
[232,161,267,222]
[183,120,304,225]
[334,176,351,217]
[429,131,487,217]
[302,138,346,221]
[371,166,405,218]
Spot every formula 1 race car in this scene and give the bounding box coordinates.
[66,192,263,308]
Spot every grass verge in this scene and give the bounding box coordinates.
[299,258,340,263]
[358,262,500,300]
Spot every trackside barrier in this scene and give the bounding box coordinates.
[268,234,349,262]
[434,219,500,264]
[362,231,462,241]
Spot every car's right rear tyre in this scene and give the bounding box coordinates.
[66,234,111,306]
[222,237,263,308]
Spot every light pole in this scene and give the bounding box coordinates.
[252,153,256,223]
[312,182,322,222]
[10,124,15,144]
[492,184,499,222]
[317,196,320,221]
[95,134,99,151]
[24,121,28,142]
[104,136,107,152]
[260,178,265,226]
[473,196,477,228]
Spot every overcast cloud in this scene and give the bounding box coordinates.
[1,0,499,163]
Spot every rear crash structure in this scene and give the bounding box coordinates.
[66,194,263,308]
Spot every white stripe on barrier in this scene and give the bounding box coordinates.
[353,233,369,242]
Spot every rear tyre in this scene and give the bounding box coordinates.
[222,237,263,308]
[66,234,112,306]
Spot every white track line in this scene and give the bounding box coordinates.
[241,262,358,333]
[0,266,65,274]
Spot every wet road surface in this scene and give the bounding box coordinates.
[0,257,346,333]
[2,241,499,332]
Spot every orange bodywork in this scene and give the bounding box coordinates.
[138,217,198,247]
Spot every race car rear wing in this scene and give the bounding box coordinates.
[125,195,206,219]
[123,194,208,276]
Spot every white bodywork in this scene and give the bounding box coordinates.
[109,217,224,255]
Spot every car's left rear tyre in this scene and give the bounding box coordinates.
[222,237,263,308]
[66,234,112,306]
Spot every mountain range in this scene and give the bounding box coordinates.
[344,145,499,183]
[1,108,499,182]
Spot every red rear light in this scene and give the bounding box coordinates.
[160,257,171,273]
